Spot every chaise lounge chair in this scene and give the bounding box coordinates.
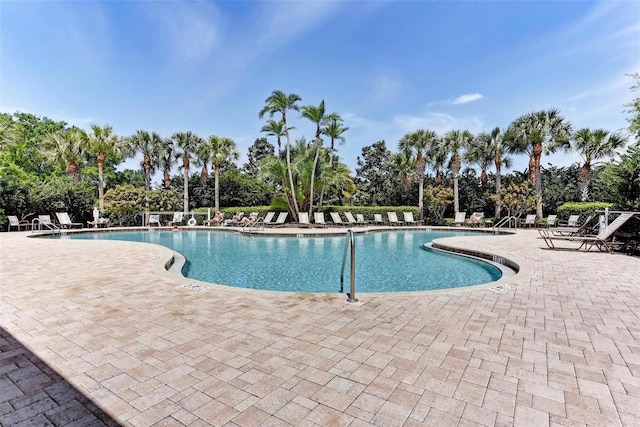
[344,212,366,226]
[539,214,557,228]
[453,212,466,227]
[32,214,56,231]
[8,215,30,231]
[519,214,537,228]
[387,212,404,226]
[539,212,637,253]
[298,212,312,228]
[271,212,288,227]
[373,214,385,225]
[313,212,328,227]
[168,212,183,227]
[356,214,368,225]
[403,212,418,226]
[55,212,83,229]
[330,212,347,227]
[558,214,580,228]
[148,214,162,227]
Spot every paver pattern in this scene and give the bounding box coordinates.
[0,227,639,426]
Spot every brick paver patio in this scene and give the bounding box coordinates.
[1,227,639,426]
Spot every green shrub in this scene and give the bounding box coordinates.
[557,202,613,221]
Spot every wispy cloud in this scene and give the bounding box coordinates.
[366,72,402,106]
[451,93,484,105]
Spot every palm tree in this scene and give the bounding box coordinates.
[509,109,572,217]
[43,128,87,180]
[571,128,626,201]
[259,90,302,220]
[207,135,239,214]
[442,130,473,214]
[318,117,349,209]
[260,119,287,155]
[127,130,161,191]
[172,131,204,213]
[300,100,339,216]
[159,137,176,189]
[474,128,513,217]
[399,129,437,223]
[86,124,122,210]
[390,149,414,190]
[429,137,448,187]
[465,134,494,194]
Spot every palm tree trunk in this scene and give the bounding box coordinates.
[481,169,488,193]
[67,160,80,181]
[578,164,590,202]
[144,155,151,191]
[164,170,171,189]
[97,153,105,210]
[284,129,299,221]
[214,164,220,213]
[533,142,543,218]
[495,161,502,218]
[183,155,189,214]
[453,174,459,214]
[418,175,424,222]
[308,139,321,217]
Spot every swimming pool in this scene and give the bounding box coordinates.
[67,230,502,293]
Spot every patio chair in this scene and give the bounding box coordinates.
[8,215,30,231]
[373,214,385,225]
[387,212,403,226]
[168,212,183,226]
[403,212,418,226]
[330,212,347,227]
[87,217,109,228]
[241,212,259,227]
[545,214,596,237]
[148,214,162,227]
[356,214,368,225]
[205,212,225,226]
[467,212,484,227]
[271,212,288,227]
[539,214,557,228]
[453,212,466,226]
[559,215,580,227]
[261,212,277,226]
[298,212,312,228]
[55,212,83,229]
[539,212,638,253]
[313,212,328,227]
[519,214,537,228]
[32,214,55,231]
[225,212,244,226]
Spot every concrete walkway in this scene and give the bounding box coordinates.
[1,227,639,426]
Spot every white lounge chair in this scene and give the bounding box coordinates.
[403,212,418,225]
[356,214,368,225]
[55,212,83,229]
[298,212,312,228]
[453,212,466,226]
[467,212,484,227]
[314,212,328,227]
[387,212,403,226]
[373,214,385,225]
[32,214,55,231]
[148,214,162,227]
[330,212,347,227]
[265,212,288,227]
[261,212,276,226]
[168,212,183,226]
[539,212,637,253]
[519,214,537,228]
[540,214,557,228]
[7,215,30,231]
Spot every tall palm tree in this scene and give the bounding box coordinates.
[571,128,626,201]
[207,135,239,214]
[260,119,287,155]
[127,130,160,191]
[159,137,176,189]
[465,134,494,194]
[429,137,448,187]
[318,117,349,209]
[474,128,513,217]
[390,149,414,190]
[259,90,302,220]
[43,128,87,180]
[399,129,437,223]
[300,100,340,216]
[442,130,473,214]
[509,109,572,217]
[172,131,204,213]
[86,124,122,210]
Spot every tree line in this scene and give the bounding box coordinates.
[1,76,639,228]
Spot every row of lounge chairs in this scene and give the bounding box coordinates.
[539,212,639,253]
[7,213,99,231]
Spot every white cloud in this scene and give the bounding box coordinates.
[367,72,402,106]
[451,93,484,105]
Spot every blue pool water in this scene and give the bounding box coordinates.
[66,230,501,292]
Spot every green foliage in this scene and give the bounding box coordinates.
[354,141,393,205]
[541,163,581,214]
[625,73,640,141]
[28,176,96,221]
[103,186,182,226]
[591,143,640,209]
[423,185,453,223]
[557,202,613,220]
[491,181,536,218]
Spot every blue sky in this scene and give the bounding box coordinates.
[1,1,638,180]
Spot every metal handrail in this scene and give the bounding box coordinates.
[493,216,518,232]
[340,229,358,302]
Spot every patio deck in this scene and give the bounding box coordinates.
[1,227,639,426]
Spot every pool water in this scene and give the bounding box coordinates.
[67,230,502,292]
